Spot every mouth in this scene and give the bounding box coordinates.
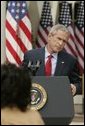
[55,46,62,49]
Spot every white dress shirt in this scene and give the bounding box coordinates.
[45,47,58,76]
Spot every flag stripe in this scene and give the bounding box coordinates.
[22,16,31,33]
[6,28,22,53]
[6,39,22,64]
[6,47,21,66]
[77,56,84,69]
[75,34,84,48]
[38,30,47,45]
[19,20,32,42]
[64,46,73,56]
[76,47,84,60]
[6,1,32,66]
[75,27,84,44]
[19,27,32,50]
[75,41,84,57]
[37,35,46,47]
[36,1,53,47]
[6,11,17,31]
[65,41,77,57]
[6,29,24,61]
[58,2,78,59]
[38,25,48,41]
[6,20,27,53]
[75,31,84,47]
[74,1,84,75]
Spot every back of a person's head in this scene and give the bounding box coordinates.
[1,63,32,111]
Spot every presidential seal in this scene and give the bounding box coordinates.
[30,83,47,110]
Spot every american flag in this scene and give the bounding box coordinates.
[36,1,53,48]
[58,1,78,58]
[6,1,32,66]
[74,1,84,75]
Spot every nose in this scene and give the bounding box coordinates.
[59,40,63,45]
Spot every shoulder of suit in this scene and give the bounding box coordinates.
[60,50,77,61]
[25,47,44,55]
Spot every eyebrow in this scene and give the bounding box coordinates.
[57,37,67,43]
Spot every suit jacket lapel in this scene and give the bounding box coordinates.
[36,47,45,76]
[54,51,66,76]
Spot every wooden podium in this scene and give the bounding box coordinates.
[31,76,74,125]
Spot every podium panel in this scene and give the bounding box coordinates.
[32,76,74,125]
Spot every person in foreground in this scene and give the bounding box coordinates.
[1,63,44,125]
[22,24,81,96]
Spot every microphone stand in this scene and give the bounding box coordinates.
[27,60,40,76]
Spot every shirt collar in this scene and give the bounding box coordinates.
[45,47,58,59]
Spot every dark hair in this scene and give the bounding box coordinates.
[1,63,32,112]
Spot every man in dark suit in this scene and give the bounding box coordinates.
[22,24,81,95]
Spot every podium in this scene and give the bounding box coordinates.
[32,76,74,125]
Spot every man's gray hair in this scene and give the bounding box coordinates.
[49,24,70,34]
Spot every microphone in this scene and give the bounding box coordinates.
[27,60,41,76]
[36,60,41,68]
[27,60,33,68]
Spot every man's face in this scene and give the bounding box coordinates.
[47,30,70,53]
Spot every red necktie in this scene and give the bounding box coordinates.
[45,55,52,76]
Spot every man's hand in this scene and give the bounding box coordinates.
[71,84,76,96]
